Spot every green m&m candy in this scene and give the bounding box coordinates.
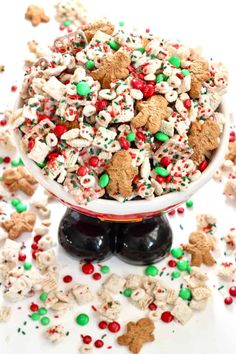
[171,271,181,279]
[123,288,132,297]
[99,174,109,188]
[108,40,120,50]
[76,81,91,96]
[169,56,181,68]
[181,69,190,76]
[85,60,95,70]
[156,74,165,83]
[155,131,170,142]
[145,265,158,277]
[40,316,50,326]
[154,166,169,177]
[11,198,21,207]
[63,19,72,27]
[179,288,192,300]
[101,265,110,274]
[76,313,89,326]
[126,132,136,141]
[40,293,48,301]
[31,312,40,321]
[186,200,193,208]
[23,262,32,271]
[171,247,184,258]
[176,259,189,271]
[11,158,22,167]
[38,307,47,316]
[16,203,27,213]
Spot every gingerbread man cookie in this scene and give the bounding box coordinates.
[188,120,220,164]
[225,141,236,165]
[131,95,169,134]
[189,58,210,98]
[81,20,114,42]
[91,51,131,89]
[1,212,36,240]
[117,318,155,354]
[183,231,216,267]
[3,166,37,196]
[25,5,49,26]
[106,151,138,198]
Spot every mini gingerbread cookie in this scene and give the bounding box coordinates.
[3,166,37,196]
[81,20,114,42]
[91,51,131,89]
[188,120,220,164]
[131,95,169,134]
[117,318,155,354]
[189,58,210,98]
[225,141,236,164]
[1,211,36,240]
[106,151,138,198]
[25,5,49,26]
[183,231,216,267]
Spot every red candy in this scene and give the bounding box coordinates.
[108,321,121,333]
[119,137,130,150]
[89,156,99,167]
[148,303,157,311]
[183,99,191,109]
[229,286,236,297]
[63,275,73,283]
[54,125,68,137]
[142,84,155,98]
[18,252,26,262]
[177,207,184,214]
[156,176,165,184]
[98,321,107,329]
[165,175,172,183]
[31,243,38,250]
[168,210,176,216]
[83,335,92,344]
[82,263,94,275]
[34,235,42,243]
[168,260,177,267]
[94,340,104,348]
[224,296,233,305]
[28,140,35,149]
[161,311,174,323]
[32,249,40,260]
[3,156,11,163]
[11,85,17,92]
[30,303,39,312]
[77,166,87,176]
[160,156,172,167]
[136,131,146,141]
[93,272,102,281]
[131,78,145,90]
[198,160,208,172]
[0,120,7,126]
[96,99,108,111]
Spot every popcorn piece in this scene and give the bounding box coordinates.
[71,284,94,305]
[103,273,126,294]
[1,212,36,240]
[34,225,49,236]
[3,166,37,196]
[55,0,88,26]
[43,77,66,101]
[25,5,49,26]
[0,306,11,322]
[224,174,236,197]
[196,214,217,233]
[172,298,193,325]
[0,129,16,151]
[45,324,67,343]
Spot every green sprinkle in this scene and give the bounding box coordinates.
[40,316,50,326]
[31,312,40,321]
[171,271,181,279]
[176,260,189,271]
[145,265,158,277]
[85,60,95,70]
[123,288,132,297]
[154,166,169,177]
[171,247,184,258]
[63,19,72,27]
[126,132,136,142]
[99,174,109,188]
[76,82,91,96]
[38,307,47,316]
[16,203,27,213]
[181,69,190,76]
[23,262,32,271]
[76,313,89,326]
[136,47,145,54]
[100,265,110,274]
[11,198,21,207]
[179,288,192,300]
[40,293,48,301]
[36,161,46,168]
[108,40,120,51]
[186,200,193,208]
[155,131,170,142]
[169,56,181,68]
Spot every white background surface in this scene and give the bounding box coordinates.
[0,1,236,354]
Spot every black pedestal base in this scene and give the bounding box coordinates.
[58,209,172,265]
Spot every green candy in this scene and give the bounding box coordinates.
[40,293,48,302]
[100,265,110,274]
[76,313,89,326]
[63,19,72,27]
[126,132,136,142]
[108,40,120,50]
[156,74,165,83]
[23,262,32,271]
[76,81,91,96]
[154,166,169,177]
[119,21,125,27]
[181,69,190,76]
[16,203,27,213]
[169,56,181,68]
[186,200,193,208]
[11,198,21,207]
[36,161,46,168]
[171,247,184,258]
[176,260,189,271]
[123,288,132,297]
[186,264,192,274]
[145,265,158,277]
[11,158,21,167]
[31,312,40,321]
[171,271,181,279]
[99,174,109,188]
[38,307,47,316]
[85,60,95,70]
[40,316,50,326]
[136,47,145,54]
[179,288,192,300]
[0,157,3,164]
[155,131,169,142]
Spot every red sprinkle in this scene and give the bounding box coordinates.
[98,321,107,329]
[198,160,208,172]
[94,340,104,348]
[224,296,233,305]
[77,166,87,176]
[31,243,38,250]
[168,260,177,267]
[148,303,157,311]
[18,252,26,262]
[142,84,155,98]
[108,321,121,333]
[177,207,184,214]
[54,125,68,137]
[34,235,42,243]
[63,275,73,283]
[93,272,102,281]
[3,156,11,163]
[160,156,172,167]
[11,85,17,92]
[30,303,39,312]
[229,286,236,297]
[82,263,94,275]
[82,335,92,344]
[32,249,40,260]
[161,311,174,323]
[89,156,99,167]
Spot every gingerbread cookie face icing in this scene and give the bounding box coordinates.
[15,21,228,204]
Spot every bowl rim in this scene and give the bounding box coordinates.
[13,99,230,216]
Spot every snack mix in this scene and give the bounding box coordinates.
[13,20,228,204]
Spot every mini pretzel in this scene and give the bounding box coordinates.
[25,5,49,26]
[131,95,169,134]
[189,58,210,98]
[106,151,138,198]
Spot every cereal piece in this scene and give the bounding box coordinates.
[184,266,208,288]
[103,273,126,294]
[189,299,208,311]
[43,77,66,101]
[191,286,211,301]
[28,139,51,164]
[93,127,117,151]
[225,142,236,165]
[3,166,37,196]
[223,229,236,249]
[166,288,179,305]
[172,298,193,325]
[189,58,210,98]
[37,235,54,251]
[0,306,11,322]
[0,226,8,241]
[79,345,93,354]
[45,324,67,343]
[218,263,236,281]
[0,129,16,151]
[125,274,143,289]
[188,119,220,164]
[106,151,138,198]
[154,137,193,162]
[45,291,71,312]
[81,20,114,42]
[98,300,121,321]
[117,318,155,354]
[131,95,169,134]
[35,249,57,272]
[196,214,217,233]
[131,292,153,310]
[34,226,49,236]
[41,274,58,293]
[25,5,49,26]
[1,212,36,240]
[91,51,131,88]
[55,0,87,26]
[183,231,216,267]
[71,284,94,305]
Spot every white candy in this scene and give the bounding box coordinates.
[46,133,58,147]
[83,104,96,117]
[140,157,151,180]
[34,226,49,236]
[99,89,116,100]
[43,77,66,101]
[80,175,96,188]
[167,75,181,89]
[61,128,80,140]
[45,324,67,344]
[130,89,143,100]
[165,90,178,103]
[67,138,91,148]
